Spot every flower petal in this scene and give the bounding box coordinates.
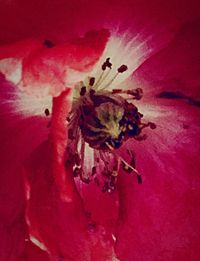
[115,19,200,260]
[0,30,110,97]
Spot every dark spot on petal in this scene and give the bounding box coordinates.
[44,39,55,48]
[156,91,184,99]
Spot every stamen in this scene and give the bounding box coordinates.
[112,88,143,100]
[140,122,157,130]
[66,56,156,192]
[94,58,112,89]
[100,63,128,91]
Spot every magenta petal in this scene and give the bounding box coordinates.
[115,20,200,260]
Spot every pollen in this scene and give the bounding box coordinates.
[66,58,156,192]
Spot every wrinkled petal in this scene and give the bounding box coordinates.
[0,30,110,97]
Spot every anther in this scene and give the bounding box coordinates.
[102,58,112,71]
[127,88,143,100]
[89,77,95,86]
[149,122,156,129]
[117,65,128,73]
[92,166,97,176]
[80,86,87,96]
[44,108,50,116]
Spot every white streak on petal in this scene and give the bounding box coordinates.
[91,33,153,89]
[30,235,48,251]
[15,91,52,117]
[83,143,95,178]
[0,58,22,84]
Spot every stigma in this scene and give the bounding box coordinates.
[66,58,156,192]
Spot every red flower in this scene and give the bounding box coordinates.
[0,1,200,260]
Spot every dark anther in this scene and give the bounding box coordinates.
[92,166,97,176]
[112,89,122,94]
[149,122,156,129]
[118,65,128,73]
[102,58,112,71]
[73,167,81,177]
[89,77,95,86]
[109,138,122,149]
[127,88,143,100]
[137,175,142,184]
[66,116,71,122]
[80,86,87,96]
[43,39,55,48]
[127,123,140,137]
[44,108,50,116]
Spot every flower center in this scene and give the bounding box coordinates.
[66,58,156,192]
